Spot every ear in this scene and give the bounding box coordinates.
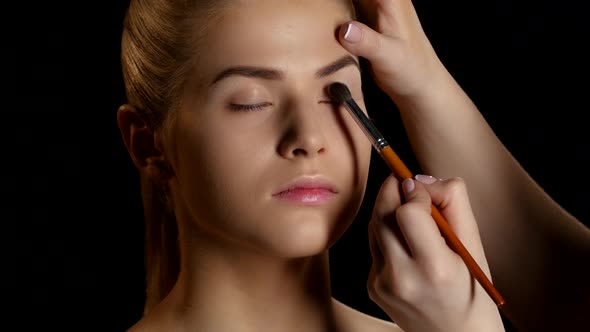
[117,104,173,183]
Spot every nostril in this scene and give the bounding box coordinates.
[292,148,308,156]
[291,145,325,157]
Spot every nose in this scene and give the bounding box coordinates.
[277,99,328,159]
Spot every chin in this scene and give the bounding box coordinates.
[264,213,353,258]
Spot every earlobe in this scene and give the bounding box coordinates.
[117,104,173,183]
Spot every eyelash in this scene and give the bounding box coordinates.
[228,100,339,112]
[229,102,272,112]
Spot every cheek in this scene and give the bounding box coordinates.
[172,117,274,211]
[351,135,372,199]
[172,141,261,242]
[334,108,372,179]
[177,128,261,183]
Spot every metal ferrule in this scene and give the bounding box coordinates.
[374,137,389,151]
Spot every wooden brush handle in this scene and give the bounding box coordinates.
[379,146,505,308]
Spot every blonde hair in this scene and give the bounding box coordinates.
[120,0,357,314]
[121,0,227,312]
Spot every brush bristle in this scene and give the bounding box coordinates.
[328,82,352,104]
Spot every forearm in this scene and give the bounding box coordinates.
[392,70,590,331]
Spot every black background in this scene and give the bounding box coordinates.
[18,1,589,330]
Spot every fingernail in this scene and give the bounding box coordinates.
[402,178,415,194]
[415,174,438,184]
[343,23,362,43]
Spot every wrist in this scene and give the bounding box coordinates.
[388,64,461,115]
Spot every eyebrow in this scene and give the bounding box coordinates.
[210,55,360,85]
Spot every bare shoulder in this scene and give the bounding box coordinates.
[126,317,161,332]
[125,307,173,332]
[332,298,404,332]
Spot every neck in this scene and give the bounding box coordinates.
[156,220,341,332]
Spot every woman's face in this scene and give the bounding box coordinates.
[168,0,372,257]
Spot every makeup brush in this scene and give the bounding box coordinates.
[328,82,506,309]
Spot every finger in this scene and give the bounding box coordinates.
[373,217,411,265]
[373,174,402,221]
[395,178,449,260]
[367,220,407,317]
[366,264,396,316]
[337,20,401,66]
[368,219,385,269]
[367,221,381,301]
[372,175,411,263]
[367,220,396,313]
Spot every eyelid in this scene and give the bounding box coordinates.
[228,102,272,112]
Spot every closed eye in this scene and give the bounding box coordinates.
[229,102,272,112]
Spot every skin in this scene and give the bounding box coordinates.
[368,176,504,332]
[121,1,389,331]
[118,0,507,331]
[170,3,371,260]
[338,0,590,331]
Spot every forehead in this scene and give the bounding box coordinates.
[192,0,355,84]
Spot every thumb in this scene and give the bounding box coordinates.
[337,21,397,65]
[372,174,403,221]
[400,178,432,212]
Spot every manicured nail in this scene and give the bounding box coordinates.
[415,174,438,184]
[402,178,415,194]
[343,23,362,43]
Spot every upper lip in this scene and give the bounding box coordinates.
[272,176,339,196]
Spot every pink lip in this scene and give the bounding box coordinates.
[272,177,338,204]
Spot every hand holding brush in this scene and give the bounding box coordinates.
[328,82,506,309]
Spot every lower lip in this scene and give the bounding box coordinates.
[273,188,336,204]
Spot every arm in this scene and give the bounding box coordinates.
[395,71,590,331]
[338,0,590,330]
